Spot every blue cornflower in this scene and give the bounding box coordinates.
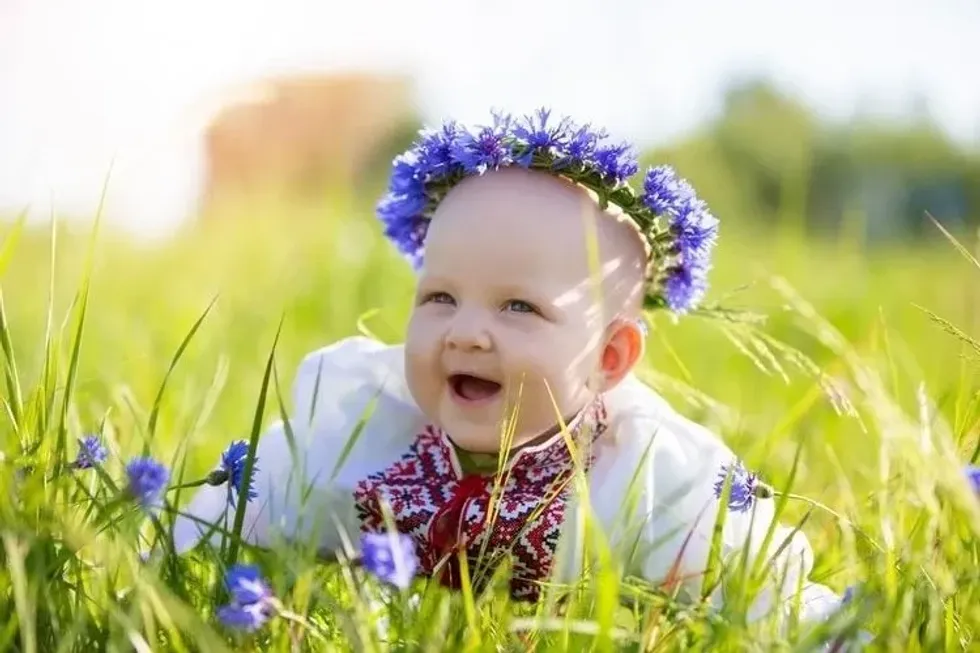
[360,531,419,590]
[218,440,258,504]
[663,263,710,314]
[124,456,170,509]
[671,199,720,262]
[73,435,108,469]
[642,165,696,217]
[450,113,514,174]
[643,165,719,280]
[415,121,462,178]
[593,141,639,184]
[217,564,276,632]
[225,564,274,605]
[388,151,426,196]
[965,464,980,494]
[563,122,606,163]
[377,192,429,267]
[513,108,574,161]
[377,188,427,228]
[713,459,759,514]
[217,602,272,632]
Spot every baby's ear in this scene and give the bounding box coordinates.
[597,317,645,392]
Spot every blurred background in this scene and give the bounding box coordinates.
[2,0,979,239]
[0,0,977,480]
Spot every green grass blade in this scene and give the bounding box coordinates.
[912,303,980,359]
[701,473,733,600]
[0,290,24,433]
[55,286,89,476]
[0,207,27,279]
[926,211,980,272]
[54,170,110,476]
[225,314,284,567]
[0,210,27,432]
[3,533,37,653]
[145,295,218,449]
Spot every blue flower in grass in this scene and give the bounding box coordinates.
[713,459,762,514]
[125,457,169,509]
[217,440,258,504]
[361,531,419,590]
[218,603,272,632]
[217,602,272,632]
[964,464,980,494]
[217,564,276,632]
[226,564,273,605]
[73,435,107,469]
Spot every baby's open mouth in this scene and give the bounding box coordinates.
[448,374,502,402]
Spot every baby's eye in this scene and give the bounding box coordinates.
[503,299,538,315]
[423,291,456,306]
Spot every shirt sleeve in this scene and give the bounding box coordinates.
[606,379,848,630]
[170,336,409,556]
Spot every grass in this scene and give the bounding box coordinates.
[1,190,979,652]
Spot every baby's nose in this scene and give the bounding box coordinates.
[445,312,492,351]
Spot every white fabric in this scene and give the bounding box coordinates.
[172,335,850,630]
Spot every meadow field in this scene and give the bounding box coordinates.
[0,190,979,652]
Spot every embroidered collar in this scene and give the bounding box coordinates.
[352,395,610,600]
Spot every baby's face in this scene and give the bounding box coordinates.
[403,168,645,453]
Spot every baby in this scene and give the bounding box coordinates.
[173,110,845,626]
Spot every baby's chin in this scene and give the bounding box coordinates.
[450,435,505,455]
[437,413,566,455]
[434,402,505,452]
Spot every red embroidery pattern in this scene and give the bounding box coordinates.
[353,400,607,601]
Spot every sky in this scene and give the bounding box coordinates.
[0,0,977,237]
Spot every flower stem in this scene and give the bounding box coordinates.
[777,492,876,546]
[166,478,210,492]
[775,491,938,591]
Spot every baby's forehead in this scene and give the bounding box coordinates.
[422,224,581,285]
[438,167,592,213]
[428,171,646,267]
[429,171,609,245]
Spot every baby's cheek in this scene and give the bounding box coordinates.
[406,317,442,359]
[404,336,440,406]
[504,353,553,389]
[509,360,580,406]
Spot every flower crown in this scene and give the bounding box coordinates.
[376,109,719,315]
